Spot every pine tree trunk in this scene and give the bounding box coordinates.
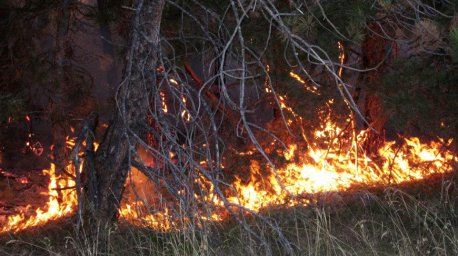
[52,0,72,175]
[83,0,165,221]
[361,23,395,154]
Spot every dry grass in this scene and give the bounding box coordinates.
[1,172,457,256]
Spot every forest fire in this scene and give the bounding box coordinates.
[0,138,78,233]
[0,163,77,233]
[3,116,455,233]
[115,110,457,230]
[1,115,457,234]
[225,131,456,212]
[1,38,456,234]
[1,61,457,233]
[2,0,458,254]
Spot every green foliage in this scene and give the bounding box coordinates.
[284,14,316,40]
[377,58,458,140]
[451,0,458,8]
[342,1,370,43]
[315,0,374,43]
[278,1,374,62]
[450,28,458,63]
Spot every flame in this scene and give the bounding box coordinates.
[116,42,455,228]
[225,133,455,212]
[1,113,456,233]
[337,41,345,77]
[216,106,456,212]
[0,164,77,233]
[119,201,174,231]
[289,71,320,95]
[180,96,191,122]
[0,136,78,233]
[115,114,456,230]
[1,43,457,233]
[160,91,168,113]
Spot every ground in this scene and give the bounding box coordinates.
[1,170,457,256]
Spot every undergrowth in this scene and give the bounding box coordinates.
[1,172,457,256]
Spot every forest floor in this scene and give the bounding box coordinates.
[1,170,457,256]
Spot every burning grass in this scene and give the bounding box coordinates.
[1,109,457,235]
[1,76,457,250]
[116,114,457,232]
[1,171,457,255]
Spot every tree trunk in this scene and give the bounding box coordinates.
[52,0,72,176]
[361,22,396,154]
[83,0,165,221]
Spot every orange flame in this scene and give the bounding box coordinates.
[1,43,457,233]
[1,115,456,233]
[0,164,77,233]
[160,91,168,113]
[225,133,455,212]
[115,112,456,230]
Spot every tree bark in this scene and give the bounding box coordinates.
[361,22,396,154]
[52,0,73,176]
[83,0,165,221]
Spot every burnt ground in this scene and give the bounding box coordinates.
[0,168,49,218]
[0,117,53,217]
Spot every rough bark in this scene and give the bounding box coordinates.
[51,0,73,176]
[83,0,165,221]
[97,0,120,94]
[361,23,396,154]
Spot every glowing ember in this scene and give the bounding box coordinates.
[160,91,168,113]
[289,71,320,95]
